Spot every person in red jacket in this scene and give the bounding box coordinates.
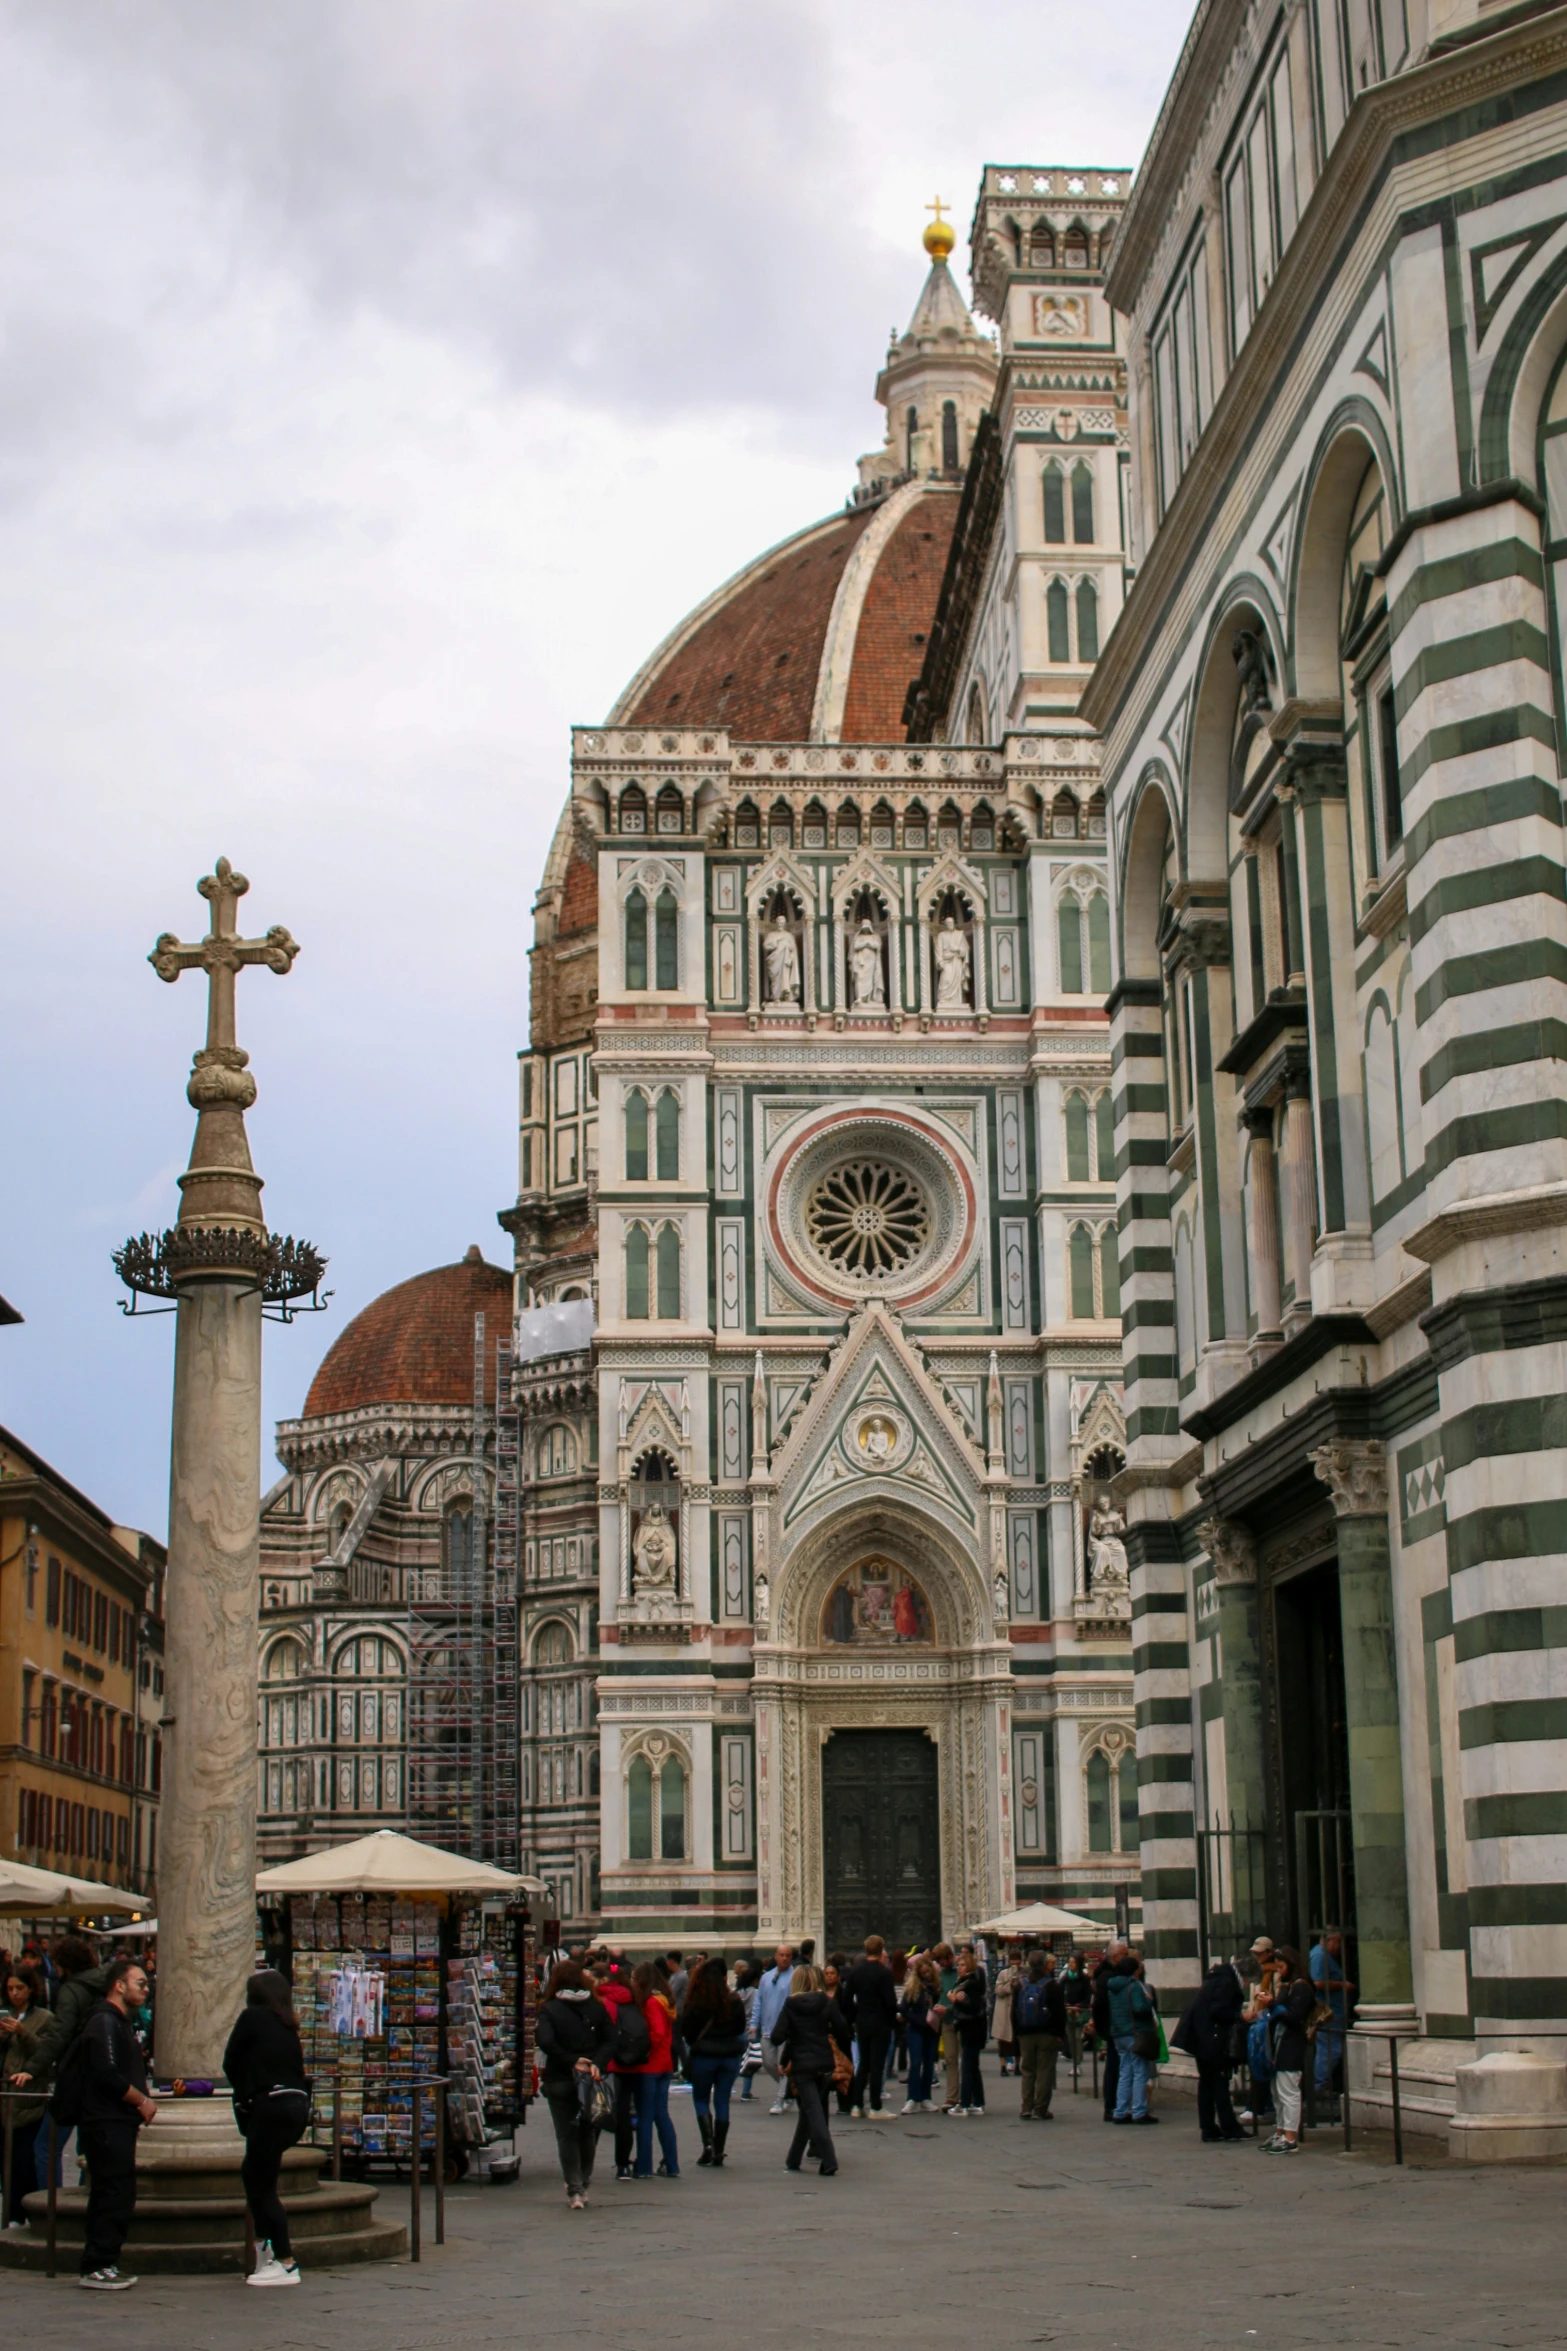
[627,1962,681,2178]
[596,1956,640,2182]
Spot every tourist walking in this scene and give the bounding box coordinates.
[534,1960,617,2208]
[72,1955,157,2289]
[1013,1952,1067,2119]
[991,1949,1020,2076]
[900,1956,941,2112]
[735,1960,763,2100]
[1090,1941,1127,2119]
[627,1962,681,2178]
[948,1946,989,2115]
[222,1970,313,2279]
[753,1944,797,2115]
[775,1964,850,2177]
[598,1955,647,2182]
[841,1934,899,2118]
[678,1957,747,2167]
[1060,1950,1091,2073]
[1107,1950,1159,2125]
[1262,1948,1316,2154]
[1171,1960,1247,2144]
[0,1961,49,2224]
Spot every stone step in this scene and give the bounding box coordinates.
[0,2216,407,2275]
[0,2180,407,2273]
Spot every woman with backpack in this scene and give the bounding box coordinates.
[222,1971,312,2285]
[677,1957,747,2167]
[626,1961,680,2178]
[1013,1951,1068,2120]
[534,1960,617,2208]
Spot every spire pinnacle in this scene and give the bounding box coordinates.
[923,194,956,262]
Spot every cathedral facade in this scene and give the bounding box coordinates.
[508,190,1141,1948]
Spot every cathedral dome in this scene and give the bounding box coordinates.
[607,483,963,744]
[302,1247,512,1418]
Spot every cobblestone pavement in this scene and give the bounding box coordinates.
[9,2074,1566,2350]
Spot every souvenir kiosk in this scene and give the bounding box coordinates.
[256,1830,551,2177]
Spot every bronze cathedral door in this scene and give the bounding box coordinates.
[822,1729,940,1951]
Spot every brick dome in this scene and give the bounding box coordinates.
[302,1248,512,1418]
[609,481,960,744]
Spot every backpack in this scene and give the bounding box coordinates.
[47,2014,98,2129]
[1015,1978,1052,2034]
[611,2001,651,2068]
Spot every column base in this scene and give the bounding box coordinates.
[1448,2051,1567,2164]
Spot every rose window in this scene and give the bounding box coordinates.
[805,1161,930,1279]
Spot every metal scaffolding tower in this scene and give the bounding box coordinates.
[405,1311,521,1866]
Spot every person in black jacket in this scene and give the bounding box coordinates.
[677,1958,747,2167]
[1089,1940,1129,2120]
[1013,1952,1069,2120]
[76,1956,157,2290]
[1171,1961,1247,2144]
[535,1960,617,2206]
[840,1935,900,2118]
[1262,1949,1316,2155]
[947,1946,989,2115]
[223,1970,312,2284]
[774,1966,851,2177]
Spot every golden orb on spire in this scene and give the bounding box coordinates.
[923,194,956,261]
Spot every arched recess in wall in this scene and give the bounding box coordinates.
[1288,404,1401,703]
[1184,581,1283,875]
[1118,767,1178,982]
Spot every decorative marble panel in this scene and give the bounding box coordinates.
[1014,1726,1046,1855]
[721,1734,753,1860]
[992,926,1021,1007]
[1009,1509,1038,1616]
[715,1088,743,1196]
[1000,1219,1030,1331]
[1005,1379,1034,1481]
[718,1512,748,1620]
[997,1090,1026,1199]
[716,1219,745,1331]
[717,1380,746,1481]
[712,866,741,915]
[714,925,742,1005]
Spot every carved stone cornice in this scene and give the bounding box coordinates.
[1198,1514,1256,1586]
[1308,1439,1388,1519]
[275,1400,480,1473]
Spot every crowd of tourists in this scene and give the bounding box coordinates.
[0,1916,1354,2282]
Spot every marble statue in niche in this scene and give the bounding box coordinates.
[934,914,971,1009]
[1087,1491,1130,1594]
[850,918,886,1007]
[633,1500,678,1592]
[764,912,801,1004]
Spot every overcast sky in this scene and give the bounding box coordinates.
[0,0,1188,1536]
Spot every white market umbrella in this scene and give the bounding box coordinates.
[255,1827,544,1899]
[0,1858,152,1916]
[969,1901,1103,1939]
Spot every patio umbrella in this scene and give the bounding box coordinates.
[968,1901,1104,1938]
[0,1858,152,1915]
[255,1827,546,1899]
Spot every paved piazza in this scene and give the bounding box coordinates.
[9,2085,1563,2349]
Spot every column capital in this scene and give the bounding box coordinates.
[1199,1514,1256,1586]
[1309,1438,1388,1518]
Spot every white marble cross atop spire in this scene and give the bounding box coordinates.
[150,854,299,1056]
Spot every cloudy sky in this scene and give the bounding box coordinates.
[0,0,1188,1535]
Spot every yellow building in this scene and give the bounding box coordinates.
[0,1426,163,1896]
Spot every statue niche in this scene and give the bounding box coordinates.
[624,1447,689,1633]
[760,887,804,1008]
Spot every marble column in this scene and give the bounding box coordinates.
[1309,1439,1413,2010]
[1199,1517,1267,1947]
[1281,1072,1317,1333]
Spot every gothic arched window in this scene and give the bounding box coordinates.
[654,888,679,989]
[941,399,959,471]
[1047,578,1070,662]
[905,403,917,471]
[1099,1225,1121,1319]
[444,1501,472,1581]
[1058,891,1084,993]
[1076,576,1100,662]
[1119,1752,1140,1851]
[1087,890,1111,993]
[625,1090,649,1181]
[1087,1749,1112,1851]
[625,1226,650,1320]
[655,1090,680,1181]
[625,889,648,991]
[660,1755,687,1860]
[1095,1089,1115,1181]
[1069,1223,1096,1319]
[1071,460,1095,544]
[1043,464,1066,544]
[655,1224,681,1320]
[1065,1092,1091,1182]
[628,1756,654,1860]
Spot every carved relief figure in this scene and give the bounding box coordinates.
[632,1500,677,1592]
[934,914,971,1009]
[753,1570,770,1634]
[763,913,801,1004]
[850,918,885,1007]
[1087,1491,1130,1591]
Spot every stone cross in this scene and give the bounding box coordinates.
[151,854,298,1058]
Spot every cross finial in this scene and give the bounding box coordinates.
[923,195,956,261]
[149,856,299,1055]
[926,195,949,226]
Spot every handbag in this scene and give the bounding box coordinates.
[577,2071,614,2130]
[1131,2023,1161,2061]
[740,2036,764,2074]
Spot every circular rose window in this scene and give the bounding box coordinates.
[806,1161,929,1278]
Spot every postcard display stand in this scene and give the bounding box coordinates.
[283,1892,533,2164]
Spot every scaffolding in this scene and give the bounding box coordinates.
[405,1312,521,1868]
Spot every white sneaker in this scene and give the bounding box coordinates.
[948,2105,967,2117]
[866,2107,892,2120]
[768,2101,788,2115]
[848,2105,864,2120]
[78,2269,137,2290]
[899,2100,919,2115]
[248,2253,302,2287]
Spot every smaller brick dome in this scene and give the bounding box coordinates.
[302,1248,512,1418]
